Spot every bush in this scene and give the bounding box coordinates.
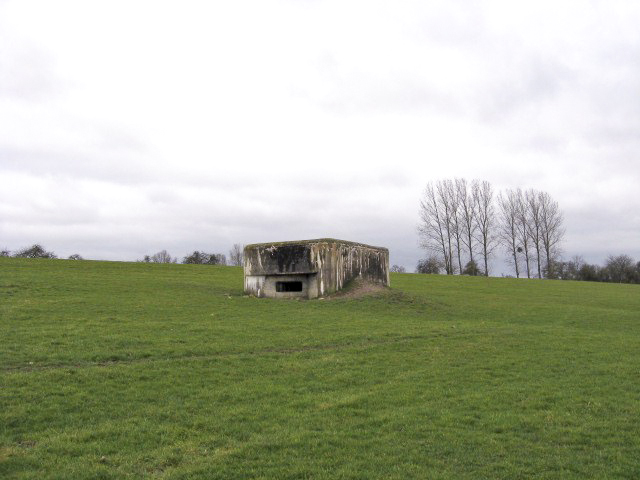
[416,256,442,274]
[462,260,482,276]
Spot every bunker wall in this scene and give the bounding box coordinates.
[310,242,389,296]
[244,273,318,299]
[243,239,389,298]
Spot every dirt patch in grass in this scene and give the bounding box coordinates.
[324,277,389,300]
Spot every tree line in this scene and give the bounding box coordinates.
[406,253,640,285]
[1,244,60,259]
[551,254,640,284]
[418,178,565,278]
[1,243,245,266]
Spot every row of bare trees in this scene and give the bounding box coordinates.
[418,179,565,278]
[497,188,564,278]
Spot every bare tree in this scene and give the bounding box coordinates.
[390,264,406,273]
[418,183,454,274]
[150,250,176,263]
[229,244,243,266]
[473,180,497,276]
[445,179,464,274]
[514,189,532,278]
[605,254,635,283]
[577,261,601,282]
[539,191,564,278]
[563,255,585,280]
[436,181,456,273]
[498,189,521,278]
[525,189,543,278]
[456,178,477,270]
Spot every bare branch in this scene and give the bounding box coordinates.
[472,180,497,277]
[418,182,454,274]
[497,189,521,278]
[539,191,565,278]
[456,178,477,268]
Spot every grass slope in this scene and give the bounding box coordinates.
[1,258,639,479]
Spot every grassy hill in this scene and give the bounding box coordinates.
[1,258,639,479]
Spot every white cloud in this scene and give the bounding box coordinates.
[1,0,639,270]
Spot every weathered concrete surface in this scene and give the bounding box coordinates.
[244,239,389,299]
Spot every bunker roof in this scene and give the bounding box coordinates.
[244,238,388,252]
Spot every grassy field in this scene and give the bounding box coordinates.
[1,258,639,479]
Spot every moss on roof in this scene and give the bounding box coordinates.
[244,238,388,251]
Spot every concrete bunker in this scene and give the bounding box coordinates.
[243,238,390,299]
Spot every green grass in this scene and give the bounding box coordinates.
[1,258,639,479]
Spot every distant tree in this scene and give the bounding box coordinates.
[514,189,532,278]
[1,249,10,257]
[577,262,600,282]
[561,255,584,281]
[456,178,477,274]
[416,256,442,274]
[418,181,457,274]
[605,254,635,283]
[207,253,227,266]
[525,189,543,278]
[142,255,151,263]
[498,189,521,278]
[229,244,243,266]
[149,250,176,263]
[183,251,209,264]
[539,191,565,279]
[418,180,472,275]
[183,251,226,265]
[473,180,497,277]
[68,254,84,260]
[544,259,566,280]
[14,244,57,259]
[462,259,482,276]
[390,265,406,273]
[445,179,464,274]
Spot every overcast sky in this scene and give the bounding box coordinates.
[1,0,639,272]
